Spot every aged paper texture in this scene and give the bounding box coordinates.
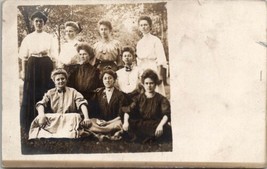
[2,0,266,167]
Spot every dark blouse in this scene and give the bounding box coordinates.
[92,88,128,121]
[129,93,171,122]
[65,63,100,99]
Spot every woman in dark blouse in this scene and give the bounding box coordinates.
[65,42,101,102]
[123,69,172,143]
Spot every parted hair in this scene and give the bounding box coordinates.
[100,66,117,80]
[76,42,95,59]
[51,68,68,81]
[141,69,161,85]
[138,16,152,28]
[65,21,82,33]
[98,19,113,31]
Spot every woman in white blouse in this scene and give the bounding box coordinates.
[19,11,58,133]
[57,21,82,68]
[136,16,168,96]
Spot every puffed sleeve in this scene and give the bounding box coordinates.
[35,91,50,109]
[19,36,29,59]
[160,96,171,121]
[118,92,130,118]
[73,90,88,110]
[155,37,168,69]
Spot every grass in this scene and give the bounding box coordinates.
[21,129,172,154]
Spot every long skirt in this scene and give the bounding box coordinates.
[82,118,123,141]
[29,113,83,139]
[128,119,172,143]
[20,56,54,133]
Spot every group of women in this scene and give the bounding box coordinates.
[19,11,172,143]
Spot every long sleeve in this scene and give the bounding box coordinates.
[155,37,167,69]
[73,90,88,110]
[19,36,29,59]
[160,96,171,121]
[35,92,50,109]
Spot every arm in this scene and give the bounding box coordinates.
[122,113,129,131]
[155,115,168,137]
[36,104,47,128]
[80,104,92,128]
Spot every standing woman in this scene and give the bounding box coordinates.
[136,16,168,96]
[57,21,82,68]
[19,11,58,133]
[93,19,122,71]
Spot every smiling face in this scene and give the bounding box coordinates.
[78,49,90,64]
[103,73,115,88]
[143,77,156,94]
[99,24,110,39]
[139,20,151,35]
[33,17,44,33]
[65,26,77,40]
[53,74,67,90]
[122,51,134,66]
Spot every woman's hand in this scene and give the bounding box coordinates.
[81,119,92,128]
[155,124,164,137]
[96,119,108,127]
[122,121,129,131]
[38,115,47,128]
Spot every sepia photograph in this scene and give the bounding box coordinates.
[17,2,172,154]
[2,0,266,168]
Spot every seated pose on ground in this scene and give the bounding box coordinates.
[87,67,129,141]
[28,68,92,139]
[122,69,172,143]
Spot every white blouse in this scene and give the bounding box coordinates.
[116,66,140,94]
[19,31,58,60]
[58,40,80,66]
[136,33,167,69]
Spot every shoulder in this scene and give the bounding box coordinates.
[116,68,125,75]
[155,93,169,103]
[46,88,57,95]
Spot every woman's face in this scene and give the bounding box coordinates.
[103,73,115,88]
[65,26,77,40]
[78,49,90,64]
[53,74,67,89]
[122,51,134,65]
[139,20,151,34]
[99,24,110,39]
[143,77,156,93]
[33,17,44,32]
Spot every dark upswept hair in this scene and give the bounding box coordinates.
[98,19,112,31]
[141,69,161,85]
[138,16,152,28]
[76,42,95,59]
[51,68,68,81]
[121,46,135,57]
[31,11,48,24]
[65,21,82,33]
[100,66,117,80]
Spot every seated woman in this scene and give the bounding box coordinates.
[28,68,92,139]
[116,46,141,99]
[66,42,101,102]
[87,67,128,141]
[122,69,172,143]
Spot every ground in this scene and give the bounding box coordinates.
[21,130,172,154]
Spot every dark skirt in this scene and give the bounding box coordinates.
[20,56,54,133]
[128,119,172,143]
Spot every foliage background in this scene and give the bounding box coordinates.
[17,2,169,59]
